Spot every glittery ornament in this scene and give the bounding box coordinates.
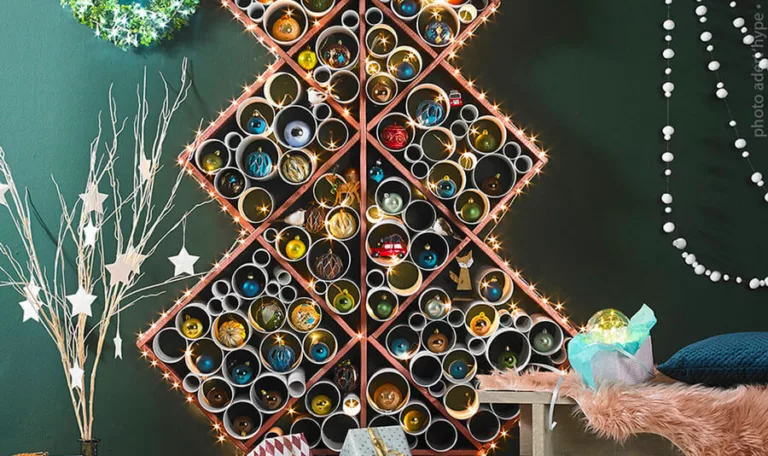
[481,173,503,196]
[403,409,426,433]
[218,169,245,198]
[481,276,503,302]
[217,320,247,348]
[585,309,630,344]
[206,386,230,408]
[201,149,225,172]
[328,209,357,239]
[381,192,404,214]
[246,147,274,178]
[395,0,418,17]
[497,347,517,370]
[381,122,409,149]
[532,329,555,353]
[375,294,394,320]
[373,383,404,411]
[290,302,321,332]
[272,12,301,42]
[321,40,352,69]
[311,394,333,415]
[230,361,254,385]
[333,359,359,393]
[281,153,311,183]
[305,203,327,234]
[254,300,285,331]
[284,120,312,148]
[247,110,268,135]
[258,389,283,410]
[417,244,439,269]
[448,360,469,380]
[427,329,449,353]
[285,236,307,260]
[474,129,497,152]
[333,288,355,313]
[459,198,482,223]
[310,341,330,362]
[313,249,344,281]
[298,47,318,70]
[267,343,297,372]
[233,416,255,437]
[371,80,394,103]
[415,99,445,127]
[195,354,216,374]
[436,175,457,198]
[369,159,385,183]
[423,14,453,45]
[306,0,332,12]
[469,311,492,337]
[424,296,446,319]
[390,337,414,358]
[239,271,262,298]
[182,315,204,339]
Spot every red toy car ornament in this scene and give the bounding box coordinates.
[371,234,408,259]
[449,89,463,108]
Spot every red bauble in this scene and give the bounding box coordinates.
[381,122,408,150]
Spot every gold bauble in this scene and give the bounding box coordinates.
[285,235,307,260]
[327,209,357,239]
[298,48,318,71]
[272,13,301,42]
[311,394,333,415]
[217,320,247,348]
[469,311,492,337]
[374,383,403,411]
[427,330,449,353]
[182,315,204,339]
[290,302,321,332]
[403,409,426,433]
[281,154,311,183]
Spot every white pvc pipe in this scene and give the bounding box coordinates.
[425,418,458,452]
[287,368,306,398]
[409,352,443,387]
[278,285,298,304]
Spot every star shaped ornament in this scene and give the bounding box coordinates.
[67,286,97,317]
[139,154,153,182]
[113,332,123,359]
[0,182,10,207]
[79,184,108,215]
[106,256,135,286]
[82,220,99,247]
[69,361,85,390]
[18,299,39,323]
[169,246,199,277]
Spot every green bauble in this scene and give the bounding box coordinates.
[474,129,497,153]
[201,150,224,172]
[460,198,482,223]
[307,0,333,12]
[333,289,355,313]
[375,296,394,319]
[497,346,517,370]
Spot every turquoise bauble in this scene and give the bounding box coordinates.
[417,246,439,269]
[415,99,445,127]
[196,354,216,374]
[246,148,273,178]
[369,160,385,183]
[481,278,503,302]
[247,113,268,135]
[390,337,411,357]
[267,344,296,372]
[396,0,418,17]
[424,17,453,46]
[395,61,416,80]
[310,342,330,362]
[284,120,312,148]
[448,360,469,380]
[436,176,457,198]
[381,192,404,214]
[239,273,261,298]
[231,362,254,385]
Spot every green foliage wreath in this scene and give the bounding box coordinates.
[61,0,200,50]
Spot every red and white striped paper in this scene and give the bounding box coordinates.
[250,434,310,456]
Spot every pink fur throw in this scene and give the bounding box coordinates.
[477,371,768,456]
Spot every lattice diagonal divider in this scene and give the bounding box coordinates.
[137,0,578,454]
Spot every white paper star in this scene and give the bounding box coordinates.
[24,278,42,301]
[123,245,147,273]
[169,246,199,277]
[79,184,108,214]
[67,286,96,317]
[138,154,153,182]
[113,332,123,359]
[0,182,10,207]
[69,361,84,390]
[106,256,134,286]
[18,299,39,322]
[82,220,99,247]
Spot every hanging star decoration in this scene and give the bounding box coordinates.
[113,331,123,360]
[18,279,42,323]
[106,246,147,286]
[69,361,85,390]
[67,286,97,318]
[0,182,9,208]
[79,183,109,214]
[169,246,199,277]
[82,220,99,247]
[138,154,153,182]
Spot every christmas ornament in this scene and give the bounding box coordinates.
[403,408,426,433]
[239,271,262,298]
[371,233,408,259]
[217,320,247,348]
[195,354,216,374]
[297,47,318,70]
[254,300,285,331]
[374,294,394,319]
[305,0,332,13]
[481,277,503,302]
[427,329,449,353]
[246,147,274,178]
[290,301,321,332]
[310,341,330,362]
[258,389,283,410]
[469,312,492,337]
[380,122,409,149]
[532,329,555,353]
[333,359,359,393]
[313,249,344,280]
[218,169,245,197]
[371,80,394,103]
[459,198,482,223]
[448,360,469,380]
[369,159,385,183]
[169,245,199,277]
[285,236,307,260]
[449,250,474,291]
[281,153,311,183]
[272,12,301,42]
[366,60,381,75]
[267,343,297,372]
[474,129,497,153]
[311,394,333,416]
[284,120,312,148]
[182,315,204,339]
[394,0,418,17]
[201,149,225,172]
[333,288,355,313]
[344,167,360,184]
[206,386,230,408]
[247,110,268,135]
[423,14,453,46]
[481,173,503,196]
[415,99,445,127]
[390,337,414,358]
[321,40,352,69]
[343,395,361,416]
[395,59,416,80]
[230,361,254,385]
[328,209,357,239]
[373,383,403,411]
[417,244,439,269]
[448,89,463,107]
[304,203,327,234]
[381,192,404,214]
[424,295,446,319]
[497,347,517,370]
[586,308,630,344]
[233,416,255,437]
[436,175,457,198]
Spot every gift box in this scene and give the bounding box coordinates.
[340,426,412,456]
[250,434,310,456]
[591,336,654,385]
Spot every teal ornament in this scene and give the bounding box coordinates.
[267,344,297,372]
[395,61,416,80]
[239,272,262,298]
[196,354,216,374]
[230,362,254,385]
[532,329,555,353]
[219,170,245,198]
[246,148,273,178]
[381,192,404,214]
[390,337,412,358]
[415,99,445,127]
[310,342,330,362]
[284,120,312,148]
[396,0,418,17]
[369,159,385,183]
[448,360,469,380]
[247,111,268,135]
[481,277,503,302]
[424,15,453,46]
[417,245,439,269]
[436,176,457,198]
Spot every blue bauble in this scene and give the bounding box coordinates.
[482,280,503,302]
[436,177,457,198]
[369,161,385,183]
[390,337,411,357]
[246,149,273,178]
[395,61,416,80]
[247,115,268,135]
[284,120,312,148]
[310,342,330,362]
[231,363,254,384]
[416,99,444,127]
[267,344,296,372]
[239,273,261,298]
[196,354,216,374]
[396,0,418,17]
[417,249,439,269]
[448,360,469,380]
[424,19,453,46]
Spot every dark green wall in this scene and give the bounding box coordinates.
[0,1,766,455]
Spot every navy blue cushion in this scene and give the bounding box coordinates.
[658,332,768,387]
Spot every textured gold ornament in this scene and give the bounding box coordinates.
[327,209,357,239]
[217,320,247,348]
[272,12,301,42]
[281,154,311,183]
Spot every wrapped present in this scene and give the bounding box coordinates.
[250,434,310,456]
[568,304,657,389]
[340,426,412,456]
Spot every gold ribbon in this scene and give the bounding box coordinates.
[367,428,406,456]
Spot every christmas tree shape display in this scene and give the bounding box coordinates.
[137,0,578,453]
